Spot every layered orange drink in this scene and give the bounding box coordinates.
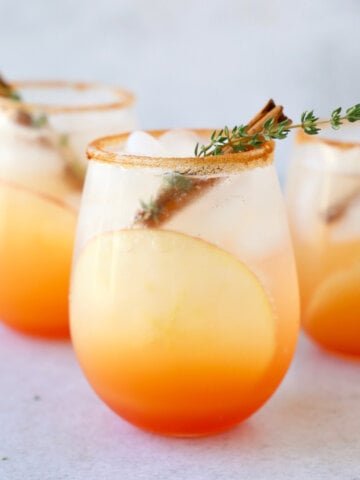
[287,129,360,356]
[0,80,136,337]
[70,129,299,436]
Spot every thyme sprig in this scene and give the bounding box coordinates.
[195,104,360,157]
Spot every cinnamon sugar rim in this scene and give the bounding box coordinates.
[0,80,135,114]
[296,126,360,150]
[87,130,275,174]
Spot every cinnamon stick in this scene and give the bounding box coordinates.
[322,187,360,224]
[134,177,218,227]
[0,75,14,98]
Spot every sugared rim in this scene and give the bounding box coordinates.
[86,129,275,174]
[295,125,360,150]
[0,80,135,114]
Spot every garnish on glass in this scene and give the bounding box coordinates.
[0,75,21,101]
[0,74,50,128]
[0,73,84,187]
[134,100,360,228]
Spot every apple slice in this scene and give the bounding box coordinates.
[0,180,77,337]
[71,229,276,421]
[304,262,360,355]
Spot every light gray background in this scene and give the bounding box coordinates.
[1,0,360,178]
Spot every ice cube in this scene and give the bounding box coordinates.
[124,131,167,157]
[159,129,201,157]
[165,165,286,260]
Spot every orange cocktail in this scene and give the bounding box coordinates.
[0,80,136,337]
[287,130,360,355]
[70,129,299,436]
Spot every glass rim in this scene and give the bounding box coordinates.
[295,124,360,150]
[86,129,275,174]
[0,80,135,114]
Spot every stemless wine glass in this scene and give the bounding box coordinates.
[0,81,136,337]
[70,130,299,436]
[286,127,360,356]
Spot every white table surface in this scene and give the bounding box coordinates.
[1,324,360,480]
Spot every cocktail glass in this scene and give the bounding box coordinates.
[286,127,360,356]
[70,129,299,436]
[0,81,136,337]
